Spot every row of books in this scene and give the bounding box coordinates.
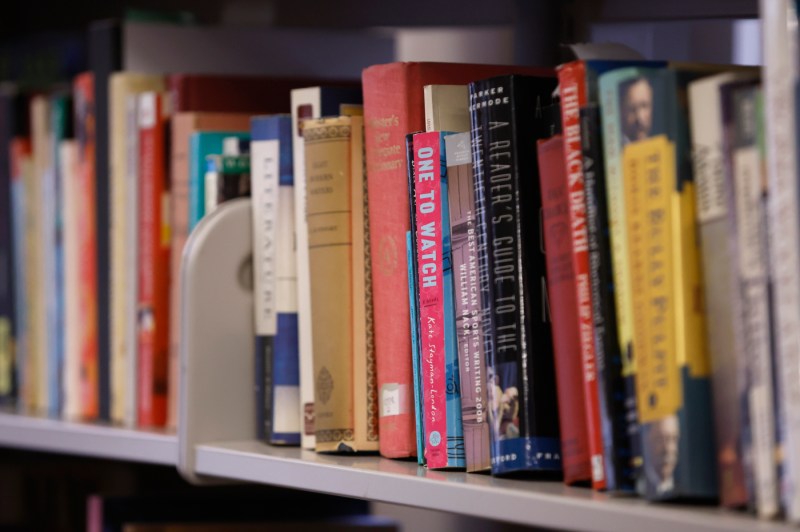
[2,5,800,525]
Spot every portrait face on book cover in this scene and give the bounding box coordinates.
[619,76,654,145]
[643,414,680,495]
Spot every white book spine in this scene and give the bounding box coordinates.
[291,88,320,449]
[762,0,800,521]
[60,140,80,420]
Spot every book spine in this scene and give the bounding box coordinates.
[252,116,300,446]
[445,131,491,473]
[762,0,800,520]
[350,115,380,452]
[291,90,318,449]
[10,139,31,412]
[136,92,169,428]
[89,23,120,422]
[598,68,644,490]
[60,139,80,420]
[0,91,18,406]
[362,66,417,458]
[581,104,634,492]
[414,131,464,470]
[474,76,561,475]
[689,75,748,508]
[304,117,358,453]
[406,230,425,465]
[271,179,300,445]
[28,97,47,415]
[405,133,425,465]
[124,96,139,427]
[538,133,592,485]
[251,132,280,442]
[558,64,606,489]
[727,83,779,516]
[48,96,69,418]
[74,73,99,420]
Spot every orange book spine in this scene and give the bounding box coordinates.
[74,73,99,420]
[137,92,170,427]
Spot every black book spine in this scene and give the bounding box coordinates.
[472,75,561,475]
[581,104,636,492]
[89,20,122,421]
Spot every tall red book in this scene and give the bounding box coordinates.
[362,61,553,458]
[73,72,100,421]
[556,61,607,489]
[538,134,592,485]
[137,92,170,427]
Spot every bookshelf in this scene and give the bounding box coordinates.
[0,1,780,530]
[0,412,177,465]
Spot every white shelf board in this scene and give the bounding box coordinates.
[196,440,795,532]
[0,412,177,465]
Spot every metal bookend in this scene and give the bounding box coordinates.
[177,197,255,484]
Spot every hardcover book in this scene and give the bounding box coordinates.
[444,131,490,473]
[687,72,753,509]
[761,0,800,520]
[136,91,170,428]
[251,114,300,445]
[44,93,72,418]
[304,115,378,453]
[10,138,31,413]
[28,96,49,415]
[537,133,592,485]
[424,85,470,133]
[719,78,778,516]
[619,67,717,501]
[362,61,553,459]
[108,72,165,425]
[469,74,561,476]
[73,72,100,420]
[60,139,81,420]
[290,86,363,450]
[412,130,464,470]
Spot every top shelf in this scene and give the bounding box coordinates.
[0,412,177,466]
[194,440,795,532]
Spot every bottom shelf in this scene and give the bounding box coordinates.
[194,440,792,532]
[0,412,177,465]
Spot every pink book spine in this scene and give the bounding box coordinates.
[414,131,447,469]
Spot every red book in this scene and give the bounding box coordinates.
[169,74,358,114]
[362,61,553,459]
[73,72,100,421]
[537,134,592,485]
[137,92,170,427]
[556,61,606,489]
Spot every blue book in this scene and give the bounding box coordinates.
[11,145,28,410]
[45,94,71,417]
[406,231,425,465]
[188,131,249,230]
[251,115,300,445]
